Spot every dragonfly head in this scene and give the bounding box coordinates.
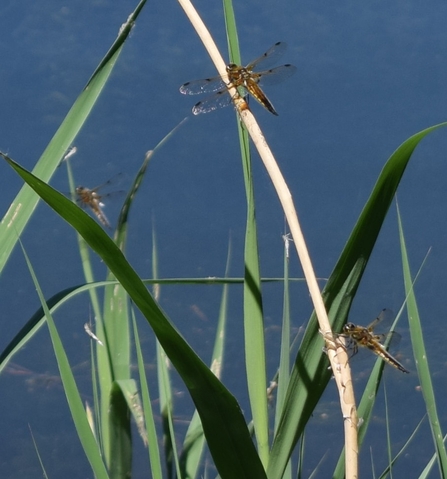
[343,322,356,333]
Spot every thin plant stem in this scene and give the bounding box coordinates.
[176,1,358,476]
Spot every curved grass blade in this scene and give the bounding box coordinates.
[4,155,267,479]
[0,285,80,372]
[267,122,447,479]
[377,414,426,479]
[221,3,269,465]
[132,314,163,479]
[0,276,291,375]
[114,118,187,249]
[0,0,147,275]
[19,241,109,479]
[398,204,447,476]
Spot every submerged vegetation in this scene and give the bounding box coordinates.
[0,1,446,478]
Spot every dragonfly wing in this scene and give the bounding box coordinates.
[191,89,234,115]
[256,64,297,87]
[96,190,126,202]
[88,172,124,192]
[373,330,402,352]
[365,308,394,333]
[246,41,288,71]
[179,76,228,95]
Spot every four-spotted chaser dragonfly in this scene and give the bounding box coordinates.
[75,174,122,228]
[341,309,409,373]
[180,41,296,116]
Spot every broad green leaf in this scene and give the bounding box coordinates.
[4,155,267,479]
[0,0,147,276]
[268,122,447,479]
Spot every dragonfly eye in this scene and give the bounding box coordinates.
[344,323,355,332]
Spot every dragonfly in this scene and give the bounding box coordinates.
[179,41,296,116]
[340,309,409,373]
[75,174,123,228]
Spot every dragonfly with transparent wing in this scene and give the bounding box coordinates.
[180,41,297,116]
[75,174,123,229]
[339,309,409,374]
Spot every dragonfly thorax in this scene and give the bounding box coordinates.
[226,65,257,86]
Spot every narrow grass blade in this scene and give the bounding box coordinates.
[180,238,232,478]
[275,234,293,432]
[132,314,163,479]
[271,235,293,479]
[109,381,132,479]
[103,286,131,475]
[0,285,80,372]
[0,0,147,275]
[222,0,242,66]
[417,432,447,479]
[115,118,187,249]
[241,140,269,466]
[19,242,109,479]
[157,342,182,479]
[150,229,180,478]
[268,123,447,479]
[4,157,268,479]
[377,415,427,479]
[29,425,49,479]
[221,7,269,461]
[65,158,115,462]
[398,205,447,476]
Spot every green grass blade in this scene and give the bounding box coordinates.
[417,432,447,479]
[19,242,109,479]
[158,342,182,479]
[156,340,175,475]
[150,229,179,477]
[103,283,131,472]
[115,118,187,249]
[29,425,49,479]
[271,236,293,479]
[108,381,132,479]
[5,157,267,479]
[397,205,447,477]
[242,142,269,466]
[132,314,163,479]
[222,0,241,65]
[180,238,232,478]
[377,415,427,479]
[268,122,447,479]
[65,159,114,460]
[275,235,292,432]
[221,5,269,462]
[0,285,79,372]
[0,0,147,275]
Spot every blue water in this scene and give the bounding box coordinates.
[0,0,446,477]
